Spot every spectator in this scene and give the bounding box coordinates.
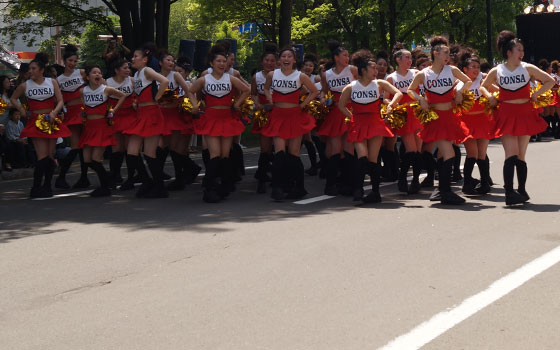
[1,75,13,126]
[102,37,131,69]
[5,108,34,169]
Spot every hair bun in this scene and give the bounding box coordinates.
[64,44,78,55]
[429,36,449,48]
[263,42,278,54]
[34,52,49,65]
[327,40,341,54]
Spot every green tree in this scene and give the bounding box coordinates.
[167,0,218,54]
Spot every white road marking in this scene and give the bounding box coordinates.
[31,190,93,201]
[378,244,560,350]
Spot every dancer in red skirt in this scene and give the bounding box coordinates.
[300,53,322,177]
[251,44,277,193]
[123,44,170,198]
[319,41,358,196]
[189,45,250,203]
[55,45,90,189]
[456,51,496,195]
[79,65,126,197]
[338,50,402,202]
[106,58,136,188]
[386,44,424,194]
[10,53,71,198]
[175,56,202,187]
[480,31,554,205]
[158,51,196,191]
[262,47,319,201]
[408,36,472,204]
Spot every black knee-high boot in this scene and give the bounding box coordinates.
[439,158,465,204]
[88,161,111,197]
[43,157,55,196]
[203,157,221,203]
[202,148,210,168]
[461,157,478,194]
[55,148,79,189]
[218,157,235,198]
[340,151,356,196]
[353,156,368,201]
[553,113,560,139]
[363,161,382,203]
[324,154,341,196]
[129,154,153,197]
[408,152,422,194]
[255,152,272,194]
[485,155,494,185]
[312,135,327,179]
[475,158,492,194]
[429,158,444,201]
[183,154,201,184]
[516,158,530,202]
[72,149,91,189]
[142,155,168,198]
[452,144,462,182]
[30,157,48,198]
[167,151,185,191]
[420,151,436,188]
[398,152,413,193]
[271,151,287,201]
[286,154,307,199]
[156,147,170,180]
[302,140,318,175]
[503,155,524,205]
[109,151,125,184]
[121,154,140,191]
[230,143,245,181]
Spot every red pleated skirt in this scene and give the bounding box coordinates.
[123,104,165,138]
[63,104,84,126]
[552,92,560,107]
[493,102,548,138]
[20,113,72,139]
[180,112,195,135]
[461,112,495,141]
[261,107,315,139]
[317,107,347,137]
[79,118,116,147]
[113,107,137,133]
[420,109,469,144]
[162,106,187,134]
[194,108,245,137]
[395,106,423,136]
[347,112,394,143]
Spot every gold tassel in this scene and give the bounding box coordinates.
[0,99,7,114]
[381,104,407,129]
[453,91,476,114]
[411,102,439,124]
[531,84,554,109]
[35,114,62,134]
[160,88,178,103]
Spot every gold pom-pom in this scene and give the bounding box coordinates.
[0,99,7,114]
[453,91,476,114]
[479,91,500,113]
[304,99,330,120]
[106,105,114,126]
[160,88,178,103]
[253,108,269,128]
[324,91,335,107]
[531,85,554,109]
[238,97,255,119]
[381,104,408,129]
[411,102,439,124]
[180,98,203,113]
[35,114,62,134]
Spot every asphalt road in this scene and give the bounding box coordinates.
[1,138,560,350]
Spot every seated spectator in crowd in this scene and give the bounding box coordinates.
[5,108,34,169]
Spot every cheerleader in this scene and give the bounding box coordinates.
[456,52,495,195]
[79,65,126,196]
[106,59,136,189]
[261,47,319,201]
[175,56,202,185]
[251,44,277,194]
[386,44,424,194]
[10,53,71,198]
[189,45,250,203]
[480,30,554,205]
[300,53,321,177]
[123,44,170,198]
[319,41,358,196]
[338,50,402,202]
[551,60,560,139]
[158,51,195,191]
[55,45,89,190]
[408,36,472,205]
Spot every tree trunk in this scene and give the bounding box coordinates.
[388,0,396,50]
[114,0,134,49]
[140,0,156,44]
[378,10,388,52]
[278,0,293,47]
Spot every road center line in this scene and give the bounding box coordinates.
[378,244,560,350]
